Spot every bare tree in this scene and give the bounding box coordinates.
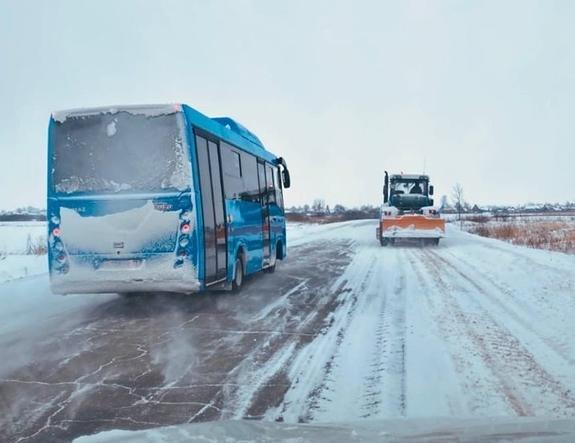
[451,183,464,222]
[312,199,326,214]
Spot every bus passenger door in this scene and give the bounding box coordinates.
[196,135,227,284]
[265,164,283,261]
[257,161,271,266]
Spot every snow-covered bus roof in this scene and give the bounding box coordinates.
[390,174,429,180]
[51,103,277,164]
[182,105,276,163]
[51,104,180,123]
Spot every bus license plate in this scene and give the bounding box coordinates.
[98,259,144,270]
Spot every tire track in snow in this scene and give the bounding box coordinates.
[419,247,575,416]
[359,251,407,418]
[403,248,461,417]
[268,250,380,422]
[272,243,410,422]
[212,241,357,421]
[437,250,575,365]
[302,252,379,420]
[358,267,389,417]
[184,290,330,423]
[405,248,531,416]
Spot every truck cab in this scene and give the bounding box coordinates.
[387,174,434,213]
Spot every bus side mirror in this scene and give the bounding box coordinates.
[282,168,291,189]
[429,185,434,196]
[276,157,291,189]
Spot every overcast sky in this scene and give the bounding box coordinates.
[1,0,574,210]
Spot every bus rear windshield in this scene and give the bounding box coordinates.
[52,111,190,194]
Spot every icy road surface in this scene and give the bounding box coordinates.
[1,220,575,442]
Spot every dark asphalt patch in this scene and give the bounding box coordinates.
[0,239,354,443]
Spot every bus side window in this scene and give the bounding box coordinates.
[240,151,259,202]
[221,142,242,199]
[265,165,276,205]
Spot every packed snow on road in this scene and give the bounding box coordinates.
[1,220,575,442]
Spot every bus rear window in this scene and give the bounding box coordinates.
[52,111,190,194]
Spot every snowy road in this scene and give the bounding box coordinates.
[1,220,575,442]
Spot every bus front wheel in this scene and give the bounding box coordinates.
[233,257,244,292]
[264,241,282,274]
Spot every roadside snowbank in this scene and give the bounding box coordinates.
[74,417,575,442]
[0,255,46,283]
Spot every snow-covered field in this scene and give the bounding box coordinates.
[0,221,46,254]
[0,221,47,282]
[459,215,575,254]
[1,220,575,442]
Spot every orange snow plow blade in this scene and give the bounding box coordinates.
[380,215,445,239]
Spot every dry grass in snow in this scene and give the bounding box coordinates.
[467,217,575,254]
[24,234,47,255]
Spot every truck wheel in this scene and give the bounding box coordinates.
[434,238,440,246]
[232,257,244,292]
[380,237,390,247]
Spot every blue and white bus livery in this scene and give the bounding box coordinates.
[47,104,290,294]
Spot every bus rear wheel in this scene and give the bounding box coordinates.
[232,257,244,292]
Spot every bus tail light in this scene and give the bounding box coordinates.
[56,262,70,274]
[176,233,190,262]
[181,223,190,234]
[179,236,190,248]
[52,227,62,237]
[52,248,69,274]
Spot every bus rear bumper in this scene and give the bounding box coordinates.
[50,255,200,295]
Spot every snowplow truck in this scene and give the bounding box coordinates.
[377,172,445,246]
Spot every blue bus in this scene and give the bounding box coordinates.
[47,104,291,294]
